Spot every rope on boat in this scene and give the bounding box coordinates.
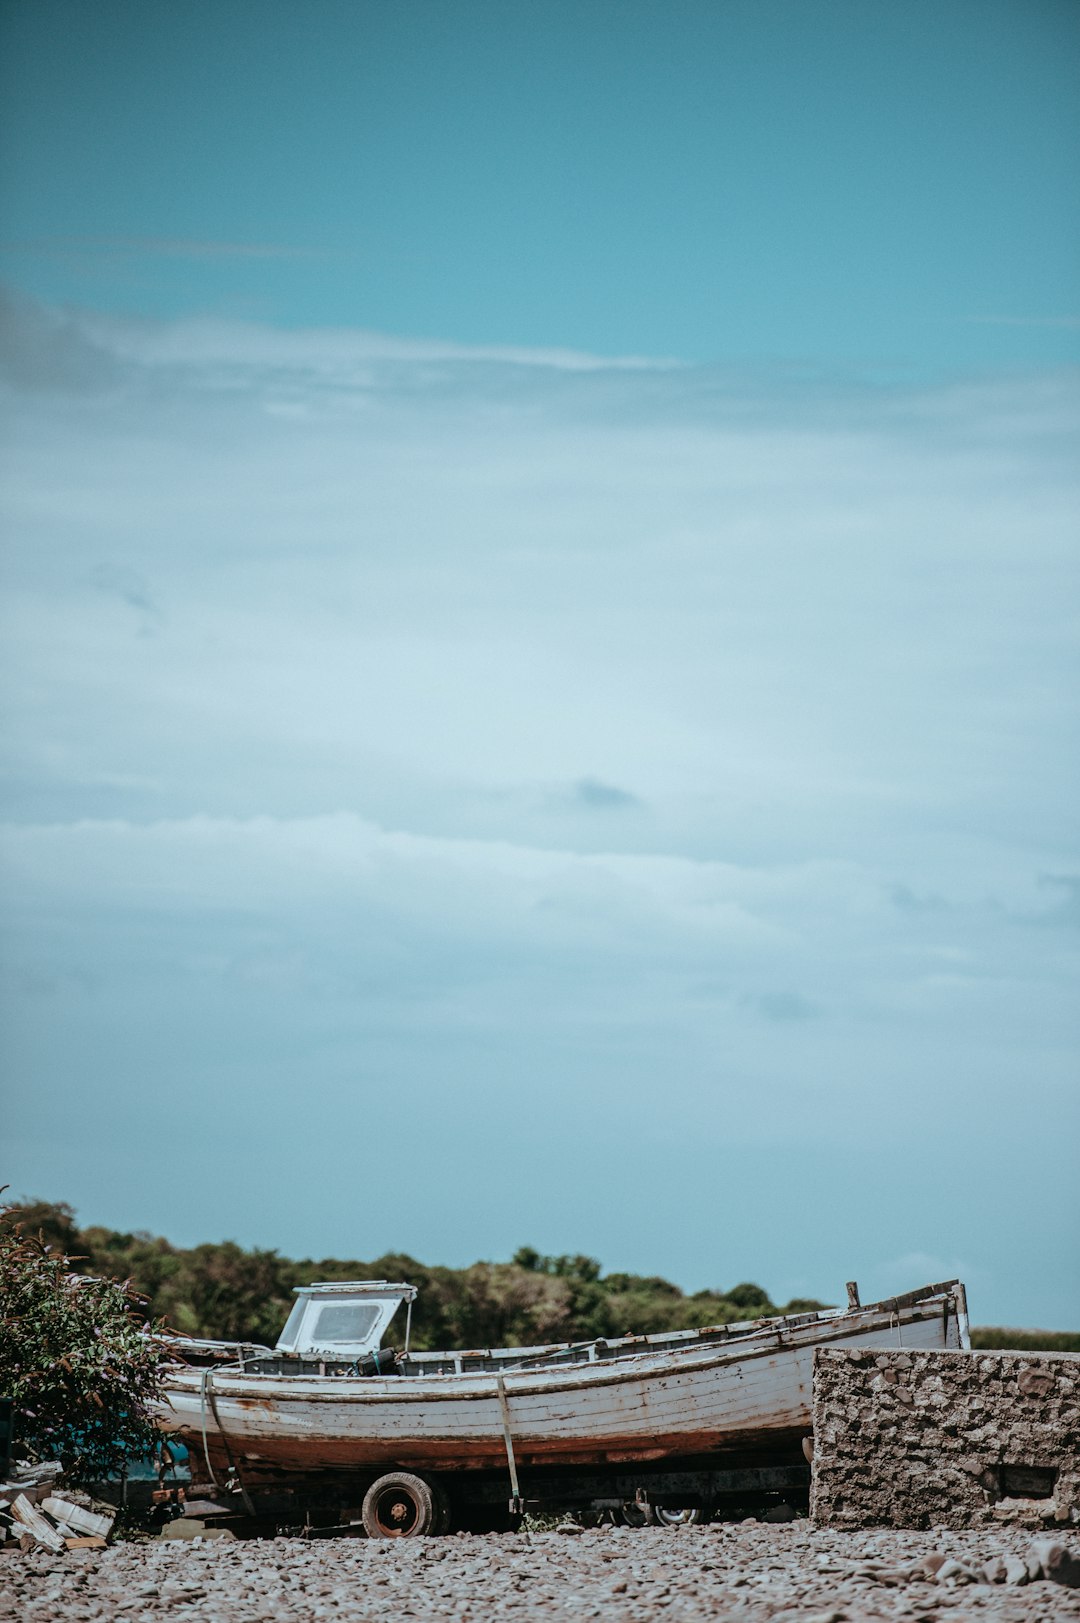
[496,1375,523,1516]
[199,1367,256,1517]
[198,1368,219,1490]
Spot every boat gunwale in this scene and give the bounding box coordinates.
[162,1291,960,1409]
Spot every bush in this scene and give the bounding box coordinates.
[0,1207,167,1481]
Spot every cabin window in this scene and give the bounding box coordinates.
[278,1299,306,1348]
[307,1302,383,1346]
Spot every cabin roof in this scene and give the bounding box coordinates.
[291,1280,418,1301]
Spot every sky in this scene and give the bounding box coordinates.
[0,0,1077,1329]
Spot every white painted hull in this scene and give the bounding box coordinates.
[160,1285,966,1479]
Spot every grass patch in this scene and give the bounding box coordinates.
[971,1327,1080,1353]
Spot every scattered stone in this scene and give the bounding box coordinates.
[1,1522,1079,1623]
[158,1518,236,1542]
[933,1557,978,1583]
[1029,1538,1080,1588]
[1001,1555,1029,1585]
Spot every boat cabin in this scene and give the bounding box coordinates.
[274,1281,417,1360]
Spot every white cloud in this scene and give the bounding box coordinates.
[0,294,1077,1324]
[77,305,680,376]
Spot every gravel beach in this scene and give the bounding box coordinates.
[4,1523,1079,1622]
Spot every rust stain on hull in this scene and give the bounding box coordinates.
[187,1423,804,1483]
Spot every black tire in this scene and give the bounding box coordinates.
[362,1472,438,1539]
[619,1500,654,1527]
[652,1504,708,1527]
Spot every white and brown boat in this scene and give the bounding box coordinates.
[156,1276,969,1535]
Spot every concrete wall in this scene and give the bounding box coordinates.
[810,1347,1080,1530]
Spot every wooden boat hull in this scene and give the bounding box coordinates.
[159,1287,965,1480]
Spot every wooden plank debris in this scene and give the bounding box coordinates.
[41,1498,115,1540]
[9,1494,67,1553]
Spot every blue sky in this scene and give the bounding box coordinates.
[2,0,1078,366]
[0,1,1077,1327]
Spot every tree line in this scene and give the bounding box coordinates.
[4,1199,829,1350]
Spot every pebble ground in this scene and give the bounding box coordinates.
[4,1522,1080,1622]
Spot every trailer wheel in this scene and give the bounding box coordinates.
[619,1500,654,1527]
[652,1504,709,1527]
[362,1472,439,1538]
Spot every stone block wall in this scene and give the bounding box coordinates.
[810,1347,1080,1530]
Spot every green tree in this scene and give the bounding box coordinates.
[723,1282,775,1314]
[0,1200,831,1350]
[180,1242,293,1344]
[0,1209,167,1480]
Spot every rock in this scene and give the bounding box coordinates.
[921,1551,949,1575]
[932,1557,978,1583]
[158,1518,237,1542]
[992,1496,1056,1527]
[1028,1538,1080,1588]
[1002,1555,1029,1585]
